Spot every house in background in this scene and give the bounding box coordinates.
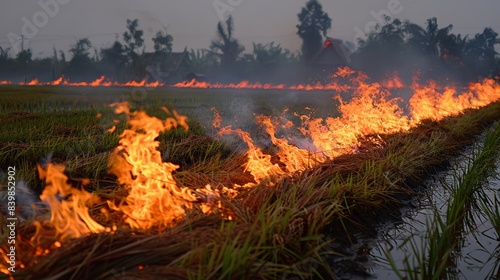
[310,37,352,70]
[143,51,192,83]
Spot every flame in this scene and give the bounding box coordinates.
[33,163,106,242]
[89,76,106,86]
[207,69,499,182]
[107,102,197,230]
[205,69,499,184]
[298,72,410,159]
[409,78,500,123]
[173,67,355,92]
[173,78,354,92]
[173,79,287,90]
[52,77,63,85]
[0,66,401,91]
[333,66,357,78]
[256,115,323,173]
[212,108,284,186]
[19,79,40,86]
[2,66,499,270]
[381,73,404,89]
[0,76,165,88]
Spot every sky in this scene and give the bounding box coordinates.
[1,0,500,58]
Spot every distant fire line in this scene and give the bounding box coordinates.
[0,74,407,91]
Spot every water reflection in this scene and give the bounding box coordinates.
[368,142,500,279]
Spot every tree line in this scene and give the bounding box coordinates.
[353,17,500,83]
[0,0,498,84]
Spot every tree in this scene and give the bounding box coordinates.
[101,41,128,80]
[0,47,12,77]
[440,33,467,60]
[462,28,500,78]
[465,28,499,60]
[69,38,92,58]
[188,49,218,72]
[52,46,58,64]
[152,31,173,54]
[244,42,297,70]
[16,49,32,65]
[65,38,96,80]
[252,42,292,65]
[355,19,406,57]
[352,18,412,80]
[405,17,453,57]
[210,15,245,68]
[123,19,144,61]
[0,47,10,64]
[101,41,127,67]
[59,50,66,63]
[296,0,331,61]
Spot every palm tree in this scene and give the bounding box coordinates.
[210,15,245,69]
[462,28,500,77]
[253,42,292,65]
[404,17,453,58]
[465,28,499,60]
[354,18,407,74]
[188,49,218,72]
[439,33,467,60]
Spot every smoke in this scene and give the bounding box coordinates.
[39,151,53,168]
[0,179,44,221]
[229,97,255,126]
[288,136,317,152]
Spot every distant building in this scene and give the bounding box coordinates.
[143,51,192,83]
[310,37,351,70]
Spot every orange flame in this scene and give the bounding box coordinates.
[1,67,499,265]
[107,102,197,230]
[173,79,287,90]
[33,164,106,242]
[173,67,356,92]
[207,69,499,183]
[212,108,284,186]
[381,73,404,89]
[299,72,410,159]
[333,66,357,78]
[256,115,323,173]
[410,78,500,123]
[1,76,165,88]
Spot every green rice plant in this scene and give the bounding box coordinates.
[477,194,500,279]
[480,195,500,240]
[385,212,453,280]
[387,122,500,279]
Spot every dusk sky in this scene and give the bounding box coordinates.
[1,0,500,58]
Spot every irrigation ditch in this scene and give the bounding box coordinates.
[335,122,500,279]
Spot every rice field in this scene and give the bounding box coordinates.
[1,84,500,279]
